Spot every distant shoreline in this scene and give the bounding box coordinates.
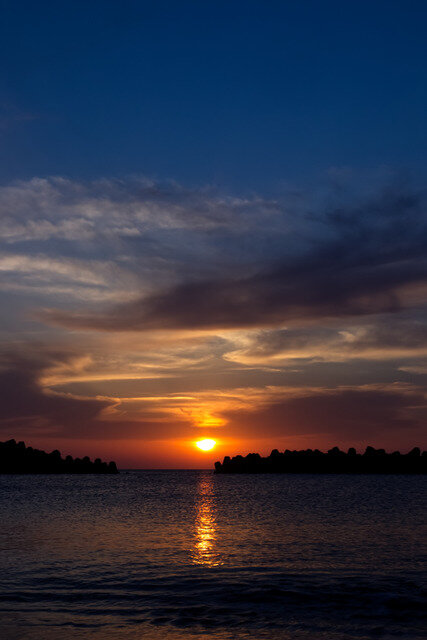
[0,440,119,474]
[214,446,427,474]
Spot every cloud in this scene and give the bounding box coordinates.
[0,345,211,442]
[34,182,427,332]
[222,386,427,447]
[0,176,280,243]
[1,339,426,450]
[0,253,139,302]
[2,174,427,456]
[4,175,427,330]
[0,176,283,305]
[0,349,113,439]
[223,316,427,365]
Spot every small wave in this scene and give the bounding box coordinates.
[1,567,425,638]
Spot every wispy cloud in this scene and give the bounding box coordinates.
[0,176,280,243]
[38,182,427,333]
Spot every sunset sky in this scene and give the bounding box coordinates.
[1,1,427,467]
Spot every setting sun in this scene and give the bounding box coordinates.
[196,439,216,451]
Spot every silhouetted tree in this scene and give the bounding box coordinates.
[214,446,427,474]
[0,440,119,474]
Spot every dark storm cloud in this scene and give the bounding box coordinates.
[42,186,427,332]
[223,388,427,445]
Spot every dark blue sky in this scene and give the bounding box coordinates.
[1,0,427,191]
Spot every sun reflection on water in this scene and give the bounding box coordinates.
[192,474,221,567]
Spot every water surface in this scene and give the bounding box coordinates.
[0,471,425,639]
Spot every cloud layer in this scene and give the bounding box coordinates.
[1,175,427,462]
[38,181,427,332]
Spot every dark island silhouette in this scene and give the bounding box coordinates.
[0,439,118,474]
[214,446,427,474]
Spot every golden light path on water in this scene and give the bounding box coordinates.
[192,474,221,567]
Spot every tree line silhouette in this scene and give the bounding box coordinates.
[0,439,118,474]
[214,446,427,474]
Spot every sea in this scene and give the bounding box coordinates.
[0,471,425,640]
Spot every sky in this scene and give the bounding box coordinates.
[1,1,427,467]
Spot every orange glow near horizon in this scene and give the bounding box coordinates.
[195,439,216,451]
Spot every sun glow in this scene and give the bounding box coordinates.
[196,439,216,451]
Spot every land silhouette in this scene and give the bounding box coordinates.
[215,446,427,474]
[0,439,118,474]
